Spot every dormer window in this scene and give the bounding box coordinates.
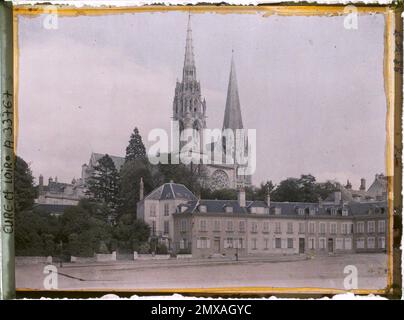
[330,208,337,216]
[342,208,348,216]
[250,207,267,214]
[309,208,316,216]
[199,205,207,213]
[297,208,305,215]
[274,207,281,215]
[225,206,233,213]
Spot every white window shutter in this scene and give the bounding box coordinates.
[207,239,211,249]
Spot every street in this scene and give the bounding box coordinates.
[16,253,388,291]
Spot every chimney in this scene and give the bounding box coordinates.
[318,197,323,208]
[55,176,58,183]
[265,184,271,207]
[334,191,342,204]
[238,187,246,207]
[48,177,53,184]
[38,175,44,195]
[360,178,366,191]
[139,177,144,201]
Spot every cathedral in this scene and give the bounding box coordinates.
[172,16,252,190]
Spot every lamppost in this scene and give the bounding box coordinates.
[59,240,63,268]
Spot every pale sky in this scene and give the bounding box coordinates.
[17,11,387,188]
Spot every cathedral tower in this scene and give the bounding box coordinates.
[172,15,207,153]
[223,53,244,136]
[222,53,251,188]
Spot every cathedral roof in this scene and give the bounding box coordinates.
[222,54,244,131]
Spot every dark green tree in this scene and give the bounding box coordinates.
[113,214,150,252]
[119,159,155,216]
[14,156,36,214]
[15,209,60,256]
[315,181,339,201]
[252,181,275,201]
[200,188,237,200]
[125,127,147,162]
[155,153,205,194]
[271,174,337,202]
[86,154,120,210]
[60,201,113,257]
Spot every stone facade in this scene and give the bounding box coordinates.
[172,16,251,190]
[36,175,86,206]
[136,182,197,249]
[35,152,124,213]
[138,181,388,259]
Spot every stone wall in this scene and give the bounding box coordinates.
[15,256,52,265]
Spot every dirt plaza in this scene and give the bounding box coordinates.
[15,253,388,291]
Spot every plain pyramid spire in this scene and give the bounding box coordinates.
[222,52,244,131]
[183,13,196,81]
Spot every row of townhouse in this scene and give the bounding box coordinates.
[137,182,388,258]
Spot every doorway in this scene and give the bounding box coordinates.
[214,238,220,253]
[299,238,305,254]
[328,238,334,253]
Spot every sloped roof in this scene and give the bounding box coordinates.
[90,152,125,171]
[144,183,197,201]
[367,174,388,198]
[347,201,388,216]
[176,198,387,218]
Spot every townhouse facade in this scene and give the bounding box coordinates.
[137,181,388,258]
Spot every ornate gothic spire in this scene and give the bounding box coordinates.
[183,13,196,82]
[173,13,206,139]
[223,52,244,131]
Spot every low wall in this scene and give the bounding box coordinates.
[15,256,52,265]
[135,254,170,260]
[116,253,134,261]
[95,251,116,262]
[70,256,96,263]
[176,254,192,259]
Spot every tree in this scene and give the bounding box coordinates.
[271,174,337,202]
[251,181,275,201]
[15,209,60,256]
[125,127,147,162]
[119,159,155,216]
[113,214,150,252]
[14,156,36,214]
[60,201,114,257]
[155,153,205,194]
[86,154,120,210]
[201,188,237,200]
